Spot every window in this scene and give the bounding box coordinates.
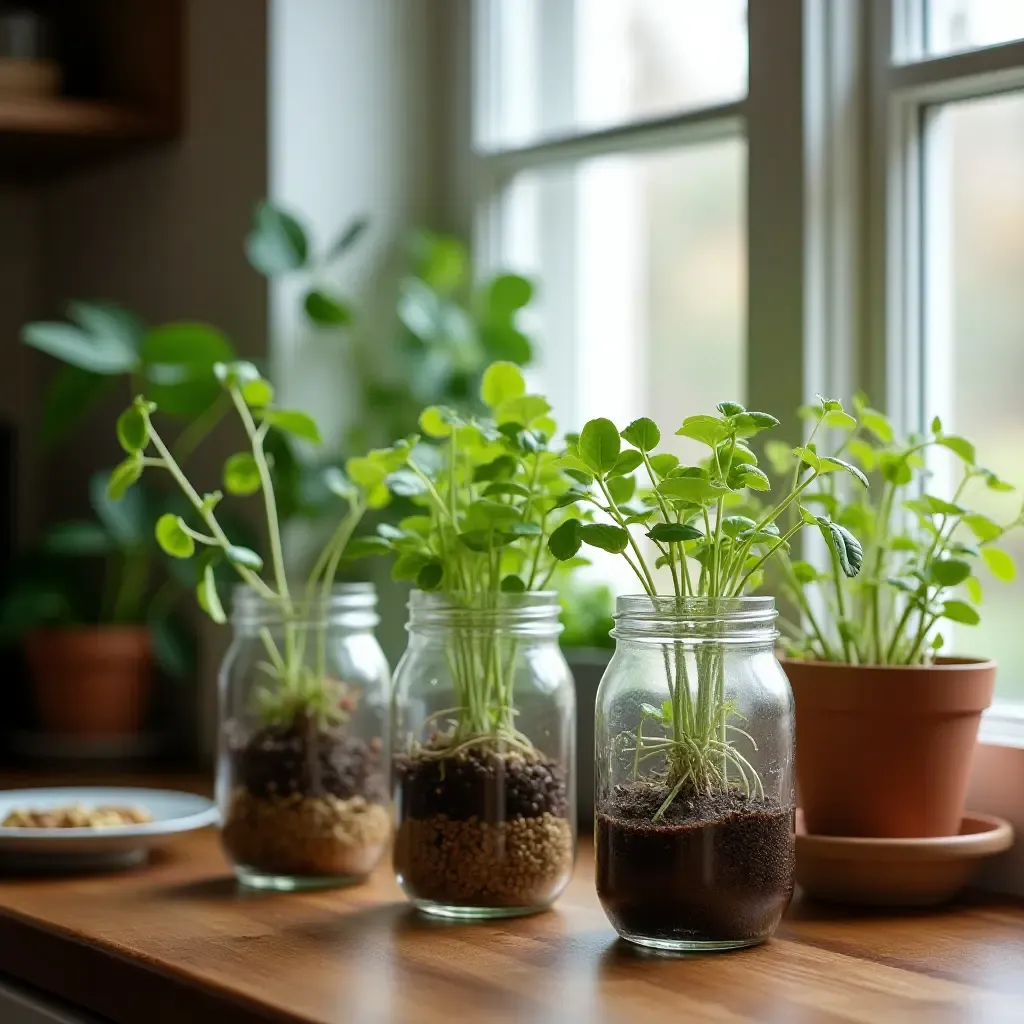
[467,0,1024,708]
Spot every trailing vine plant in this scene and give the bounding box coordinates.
[765,395,1023,665]
[546,399,866,820]
[109,361,393,726]
[349,362,584,759]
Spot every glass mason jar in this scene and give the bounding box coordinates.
[217,584,391,890]
[392,590,576,919]
[595,596,795,952]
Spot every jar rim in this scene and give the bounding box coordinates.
[612,594,777,643]
[406,589,562,637]
[615,595,776,620]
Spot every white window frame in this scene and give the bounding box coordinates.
[453,0,1024,746]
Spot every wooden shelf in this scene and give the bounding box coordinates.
[0,97,155,138]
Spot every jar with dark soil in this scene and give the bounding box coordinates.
[217,584,390,890]
[595,597,795,951]
[392,591,576,919]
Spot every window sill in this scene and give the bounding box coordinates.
[979,702,1024,750]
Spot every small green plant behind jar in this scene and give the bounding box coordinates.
[110,361,396,889]
[551,399,866,951]
[352,361,582,916]
[766,395,1023,666]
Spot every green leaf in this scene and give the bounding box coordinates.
[965,576,984,605]
[304,289,353,326]
[42,520,112,557]
[607,474,636,505]
[720,515,757,537]
[676,414,729,447]
[23,319,138,374]
[214,360,260,388]
[931,415,943,435]
[116,407,149,454]
[963,513,1003,543]
[879,452,913,486]
[344,536,393,560]
[223,452,261,496]
[480,360,527,409]
[824,410,857,430]
[67,301,143,355]
[818,518,863,577]
[241,378,274,408]
[937,435,976,465]
[155,514,196,558]
[474,454,517,482]
[846,438,878,472]
[578,523,630,554]
[325,216,368,262]
[919,494,965,516]
[419,405,454,438]
[497,394,550,428]
[717,402,745,417]
[226,545,263,571]
[501,574,526,593]
[197,562,226,624]
[620,417,661,453]
[731,411,780,438]
[263,409,322,444]
[647,522,702,543]
[791,560,820,584]
[579,418,621,475]
[486,274,533,315]
[548,519,582,560]
[387,469,429,497]
[793,446,821,472]
[609,450,644,477]
[657,473,731,504]
[417,561,444,590]
[482,481,530,499]
[929,558,972,587]
[552,488,589,510]
[859,408,893,444]
[982,547,1015,582]
[940,599,980,626]
[730,465,771,491]
[40,366,114,450]
[818,456,869,487]
[392,551,430,582]
[648,453,680,478]
[982,469,1015,492]
[107,455,143,500]
[142,322,233,417]
[639,702,664,719]
[245,201,309,274]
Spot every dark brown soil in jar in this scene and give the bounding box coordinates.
[222,711,389,880]
[394,745,575,909]
[596,781,794,946]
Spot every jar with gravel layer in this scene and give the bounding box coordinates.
[392,590,576,919]
[217,583,391,890]
[595,596,795,952]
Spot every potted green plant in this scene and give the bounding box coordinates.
[770,396,1022,839]
[108,362,396,889]
[547,400,866,950]
[354,362,582,917]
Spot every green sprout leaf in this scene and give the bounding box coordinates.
[982,547,1016,582]
[226,545,264,571]
[729,464,771,491]
[648,453,680,478]
[578,523,630,553]
[817,517,863,577]
[155,514,196,558]
[419,405,454,438]
[481,361,527,409]
[116,407,149,454]
[818,456,869,487]
[548,519,582,560]
[197,561,226,624]
[941,599,980,626]
[223,452,261,496]
[620,417,661,453]
[929,558,972,587]
[676,414,729,447]
[647,522,702,544]
[107,454,143,500]
[609,450,644,477]
[22,320,138,375]
[965,576,984,604]
[579,418,621,475]
[263,409,322,444]
[304,289,353,326]
[245,201,309,275]
[793,446,821,472]
[937,435,975,465]
[859,407,893,443]
[240,377,273,408]
[717,402,745,417]
[607,474,636,505]
[500,574,526,593]
[417,561,444,590]
[730,411,780,437]
[823,410,857,430]
[963,513,1003,543]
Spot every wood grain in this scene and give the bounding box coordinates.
[0,807,1022,1023]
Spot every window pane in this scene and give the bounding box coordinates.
[925,0,1024,56]
[479,0,747,149]
[926,92,1024,698]
[499,139,746,589]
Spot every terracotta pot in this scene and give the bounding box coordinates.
[783,657,995,839]
[24,627,151,737]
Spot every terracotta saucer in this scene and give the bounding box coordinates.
[795,810,1014,907]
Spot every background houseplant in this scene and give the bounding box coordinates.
[109,360,394,888]
[357,361,582,916]
[770,397,1023,838]
[548,400,865,948]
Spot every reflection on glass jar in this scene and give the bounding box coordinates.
[392,590,576,919]
[595,596,794,951]
[217,584,390,890]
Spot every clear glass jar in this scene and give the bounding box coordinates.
[392,590,576,919]
[595,596,795,951]
[217,584,390,890]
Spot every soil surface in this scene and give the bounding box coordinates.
[596,781,794,945]
[395,747,569,822]
[228,712,387,804]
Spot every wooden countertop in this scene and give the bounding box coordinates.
[1,820,1023,1024]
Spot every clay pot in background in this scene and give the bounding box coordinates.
[783,657,995,839]
[24,627,151,737]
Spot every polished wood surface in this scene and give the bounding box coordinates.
[0,814,1022,1024]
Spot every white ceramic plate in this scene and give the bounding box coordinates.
[0,787,218,870]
